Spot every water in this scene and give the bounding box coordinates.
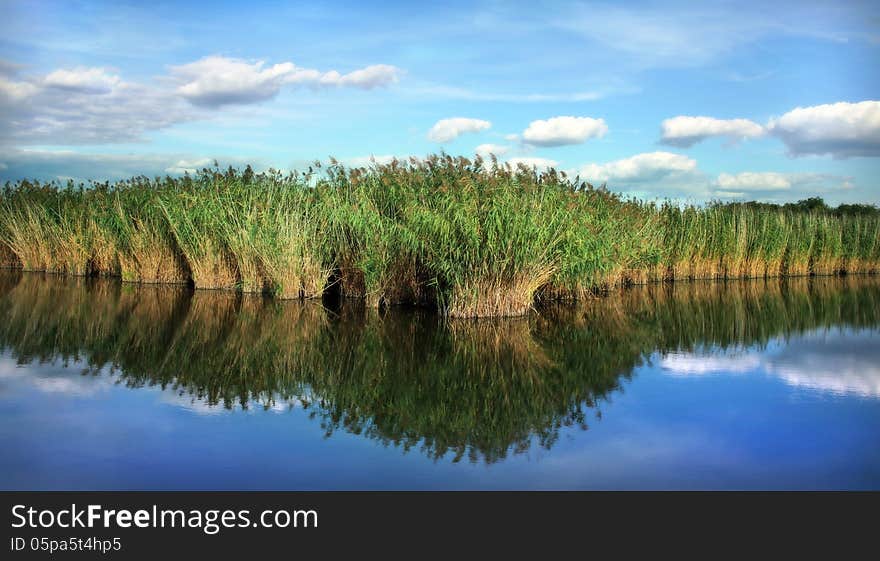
[0,271,878,490]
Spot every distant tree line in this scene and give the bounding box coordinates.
[720,197,880,217]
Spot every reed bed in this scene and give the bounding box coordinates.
[1,156,878,317]
[0,238,20,269]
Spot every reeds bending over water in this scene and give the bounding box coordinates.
[1,156,878,316]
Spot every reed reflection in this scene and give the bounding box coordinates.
[0,272,878,463]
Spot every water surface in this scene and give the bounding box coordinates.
[1,272,878,489]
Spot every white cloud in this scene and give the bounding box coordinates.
[172,56,402,107]
[659,101,880,157]
[768,355,880,397]
[506,156,558,170]
[0,56,402,144]
[427,117,491,143]
[711,172,854,199]
[768,100,880,158]
[716,172,791,191]
[660,116,765,147]
[578,151,697,184]
[522,116,607,146]
[43,67,121,93]
[0,65,197,144]
[320,64,401,89]
[0,356,113,397]
[475,143,510,157]
[662,353,762,376]
[661,331,880,398]
[572,152,857,202]
[165,158,216,174]
[172,57,301,106]
[0,75,39,100]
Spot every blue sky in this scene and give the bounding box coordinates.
[0,0,878,203]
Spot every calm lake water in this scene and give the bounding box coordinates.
[0,271,878,490]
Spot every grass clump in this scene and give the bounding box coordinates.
[157,171,238,290]
[101,178,188,283]
[0,181,111,276]
[319,159,422,307]
[406,157,569,316]
[217,168,330,298]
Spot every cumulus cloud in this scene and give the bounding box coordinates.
[171,56,401,107]
[712,171,855,199]
[172,57,301,106]
[427,117,491,143]
[0,59,31,99]
[475,143,510,157]
[767,100,880,158]
[660,100,880,157]
[578,151,697,184]
[768,352,880,397]
[662,353,762,376]
[319,64,401,89]
[572,151,857,201]
[661,330,880,398]
[505,156,559,170]
[43,67,121,93]
[660,116,765,147]
[716,172,792,191]
[0,56,402,144]
[0,75,39,101]
[165,158,216,174]
[522,116,608,146]
[0,64,198,144]
[0,356,114,398]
